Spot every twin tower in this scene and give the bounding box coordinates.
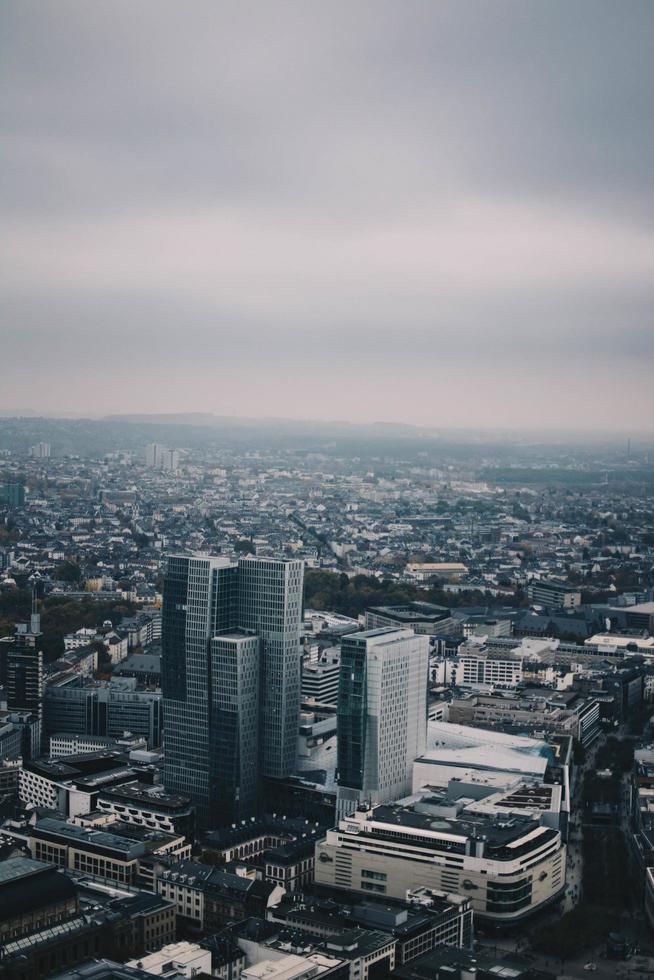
[161,555,304,826]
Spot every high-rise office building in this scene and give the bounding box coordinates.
[237,556,304,779]
[162,556,237,824]
[336,627,429,819]
[210,630,260,821]
[145,443,162,468]
[159,448,180,473]
[29,442,51,459]
[0,600,44,718]
[145,443,179,472]
[161,554,303,826]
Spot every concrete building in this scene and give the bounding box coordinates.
[315,793,566,924]
[126,942,211,978]
[365,602,457,636]
[157,859,283,932]
[302,648,341,706]
[527,578,581,609]
[0,857,78,944]
[454,650,523,689]
[97,781,195,838]
[266,889,473,963]
[44,678,163,748]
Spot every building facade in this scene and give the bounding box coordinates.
[162,554,304,825]
[337,628,429,819]
[316,799,566,924]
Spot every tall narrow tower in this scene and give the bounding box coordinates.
[237,556,304,778]
[336,627,429,819]
[161,555,238,824]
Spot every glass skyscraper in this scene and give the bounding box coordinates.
[237,556,304,778]
[162,554,304,826]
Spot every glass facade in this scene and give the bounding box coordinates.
[337,636,368,791]
[237,557,304,779]
[162,554,304,825]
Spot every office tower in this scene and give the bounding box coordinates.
[145,444,179,472]
[161,554,304,825]
[237,556,304,779]
[145,443,162,468]
[0,646,44,719]
[29,442,51,459]
[210,631,260,821]
[159,448,180,473]
[0,612,44,760]
[0,582,44,721]
[162,555,237,824]
[336,627,429,819]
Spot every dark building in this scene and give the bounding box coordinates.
[157,858,279,931]
[162,554,303,827]
[44,678,162,748]
[2,481,26,508]
[267,891,473,962]
[0,858,78,944]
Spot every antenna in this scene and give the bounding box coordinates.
[28,572,41,634]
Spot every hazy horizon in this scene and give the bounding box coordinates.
[0,408,651,443]
[2,2,653,430]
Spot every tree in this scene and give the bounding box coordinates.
[54,561,82,583]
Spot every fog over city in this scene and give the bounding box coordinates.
[2,1,653,430]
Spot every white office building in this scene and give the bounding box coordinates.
[336,628,429,819]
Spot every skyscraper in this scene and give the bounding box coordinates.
[237,556,304,778]
[29,442,51,459]
[210,630,260,821]
[336,627,429,819]
[0,602,44,759]
[145,443,162,468]
[161,554,304,826]
[162,556,236,824]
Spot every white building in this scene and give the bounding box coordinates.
[455,651,523,689]
[315,792,566,924]
[242,955,345,980]
[127,942,211,978]
[336,628,429,819]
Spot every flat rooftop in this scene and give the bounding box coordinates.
[364,800,556,854]
[101,780,191,809]
[0,856,54,885]
[368,602,450,622]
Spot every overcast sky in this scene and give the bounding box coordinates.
[1,1,653,431]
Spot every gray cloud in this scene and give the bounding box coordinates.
[1,0,653,430]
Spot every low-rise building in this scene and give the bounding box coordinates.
[97,781,194,838]
[315,794,566,924]
[26,817,190,886]
[0,857,78,944]
[157,859,283,932]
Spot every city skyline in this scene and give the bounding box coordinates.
[2,2,654,431]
